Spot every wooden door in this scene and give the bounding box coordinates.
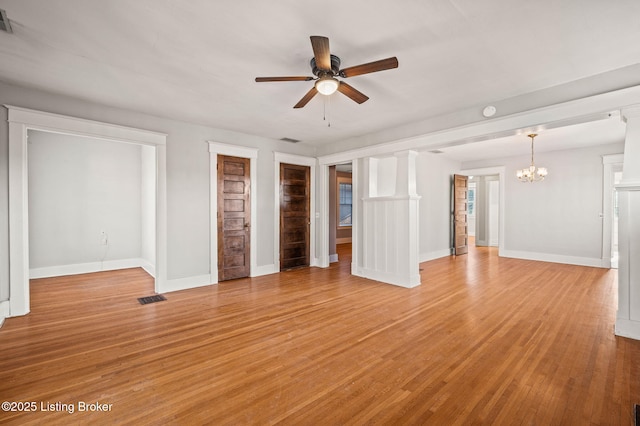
[453,174,469,255]
[280,163,310,270]
[217,155,250,281]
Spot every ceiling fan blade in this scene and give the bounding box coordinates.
[293,86,318,109]
[255,76,314,82]
[337,82,369,104]
[339,57,399,78]
[310,36,331,71]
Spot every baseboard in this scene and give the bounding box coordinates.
[329,253,339,263]
[615,318,640,341]
[419,249,451,263]
[252,264,279,277]
[359,268,421,288]
[29,258,154,279]
[139,259,156,278]
[0,300,9,328]
[336,237,352,244]
[158,274,213,294]
[500,250,604,268]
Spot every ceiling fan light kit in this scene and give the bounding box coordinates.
[315,76,339,95]
[255,35,398,109]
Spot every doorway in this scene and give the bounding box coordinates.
[602,155,624,269]
[280,163,310,270]
[328,163,353,264]
[27,131,156,280]
[460,166,505,255]
[7,106,167,317]
[611,169,623,268]
[473,175,500,248]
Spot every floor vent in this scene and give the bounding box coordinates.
[280,137,301,143]
[0,9,13,33]
[137,295,167,305]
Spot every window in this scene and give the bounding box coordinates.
[338,180,352,227]
[468,183,476,217]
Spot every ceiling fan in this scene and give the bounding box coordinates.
[255,36,399,108]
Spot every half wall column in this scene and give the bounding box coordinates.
[361,150,421,288]
[615,106,640,340]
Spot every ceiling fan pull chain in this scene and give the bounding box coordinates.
[323,96,331,127]
[323,96,326,121]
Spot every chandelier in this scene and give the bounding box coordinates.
[516,133,548,182]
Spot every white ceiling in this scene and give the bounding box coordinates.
[436,114,627,162]
[0,0,638,153]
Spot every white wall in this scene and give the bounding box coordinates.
[463,142,624,265]
[0,80,314,300]
[416,152,461,261]
[28,131,142,273]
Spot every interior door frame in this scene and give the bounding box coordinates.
[316,160,359,274]
[452,174,469,255]
[274,152,317,269]
[602,154,624,268]
[208,142,258,283]
[279,162,310,270]
[217,154,251,280]
[6,105,167,317]
[459,166,506,256]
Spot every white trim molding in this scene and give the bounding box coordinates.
[602,154,624,269]
[602,153,625,164]
[419,249,451,263]
[208,141,259,283]
[6,105,167,317]
[29,258,154,279]
[0,301,9,328]
[158,274,212,294]
[273,152,318,269]
[615,183,640,191]
[500,250,605,268]
[318,84,640,162]
[252,264,279,277]
[615,183,640,340]
[615,319,640,341]
[5,105,166,146]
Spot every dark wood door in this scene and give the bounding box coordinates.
[217,155,250,281]
[280,163,310,270]
[453,174,469,255]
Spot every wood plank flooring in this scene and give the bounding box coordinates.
[1,243,639,425]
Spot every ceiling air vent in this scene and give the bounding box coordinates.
[429,149,444,154]
[0,9,13,33]
[280,137,301,143]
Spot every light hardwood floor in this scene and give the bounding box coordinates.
[0,244,638,425]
